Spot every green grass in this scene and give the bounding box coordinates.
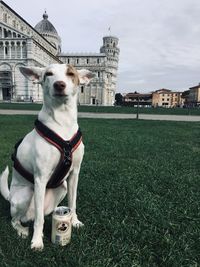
[0,116,200,266]
[0,102,199,115]
[0,103,42,111]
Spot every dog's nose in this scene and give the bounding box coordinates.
[54,81,66,91]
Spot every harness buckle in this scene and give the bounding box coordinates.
[63,143,72,165]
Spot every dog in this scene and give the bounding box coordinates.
[0,63,95,250]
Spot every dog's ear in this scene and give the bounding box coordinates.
[19,67,44,83]
[77,69,96,85]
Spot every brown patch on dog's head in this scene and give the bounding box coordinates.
[66,65,80,86]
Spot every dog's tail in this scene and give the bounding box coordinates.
[0,166,10,201]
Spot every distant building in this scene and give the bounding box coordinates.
[181,90,190,107]
[0,1,120,105]
[122,89,184,108]
[188,84,200,107]
[152,89,183,108]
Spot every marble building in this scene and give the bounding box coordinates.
[0,0,120,105]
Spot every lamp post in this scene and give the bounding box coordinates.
[136,95,139,120]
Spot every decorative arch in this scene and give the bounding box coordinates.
[0,63,13,100]
[0,62,12,70]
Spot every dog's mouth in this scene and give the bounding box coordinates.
[53,93,68,98]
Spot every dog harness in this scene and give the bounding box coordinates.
[11,119,82,189]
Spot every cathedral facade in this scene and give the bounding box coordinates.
[0,1,120,105]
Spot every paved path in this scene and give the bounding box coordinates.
[0,109,199,122]
[78,112,200,121]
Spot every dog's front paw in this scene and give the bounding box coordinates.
[31,238,44,251]
[72,214,84,228]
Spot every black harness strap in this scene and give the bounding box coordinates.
[11,139,34,184]
[11,119,82,189]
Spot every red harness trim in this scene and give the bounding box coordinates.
[35,128,63,153]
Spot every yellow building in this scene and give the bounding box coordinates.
[152,89,183,108]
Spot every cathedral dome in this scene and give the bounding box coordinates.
[34,11,61,53]
[35,11,58,35]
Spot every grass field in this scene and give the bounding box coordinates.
[0,116,200,266]
[0,102,199,116]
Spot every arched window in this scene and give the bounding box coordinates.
[11,42,15,59]
[22,42,27,58]
[0,42,4,59]
[5,42,9,57]
[16,41,21,58]
[4,29,8,38]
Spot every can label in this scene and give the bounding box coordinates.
[51,206,72,246]
[56,221,70,233]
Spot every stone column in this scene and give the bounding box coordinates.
[9,42,11,59]
[84,85,86,104]
[14,41,17,59]
[20,42,23,59]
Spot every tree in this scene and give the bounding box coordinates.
[182,90,190,99]
[115,93,123,105]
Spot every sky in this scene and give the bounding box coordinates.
[4,0,200,93]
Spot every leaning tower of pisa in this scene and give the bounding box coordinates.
[100,36,120,105]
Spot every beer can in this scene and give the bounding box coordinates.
[51,206,72,246]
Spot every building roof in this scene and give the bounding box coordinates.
[154,88,171,93]
[103,35,119,40]
[35,11,58,36]
[59,52,106,57]
[125,92,152,97]
[189,84,200,90]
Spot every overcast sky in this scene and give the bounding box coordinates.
[4,0,200,93]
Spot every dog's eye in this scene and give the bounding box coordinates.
[45,72,53,77]
[67,72,74,76]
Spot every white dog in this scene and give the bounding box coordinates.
[0,63,94,250]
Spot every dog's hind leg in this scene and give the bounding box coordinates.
[10,186,33,238]
[0,168,32,238]
[11,219,29,239]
